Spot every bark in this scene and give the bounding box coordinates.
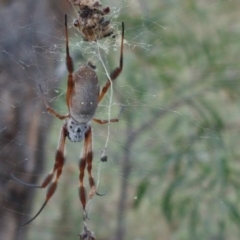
[0,1,66,239]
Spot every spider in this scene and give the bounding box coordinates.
[69,0,114,41]
[11,14,124,225]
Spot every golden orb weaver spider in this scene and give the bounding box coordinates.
[11,14,124,225]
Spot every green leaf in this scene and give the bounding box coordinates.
[224,201,240,224]
[162,176,184,223]
[133,180,149,209]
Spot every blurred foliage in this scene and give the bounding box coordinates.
[121,1,240,239]
[27,0,240,239]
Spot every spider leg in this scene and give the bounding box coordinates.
[22,200,48,226]
[93,118,119,124]
[85,129,106,196]
[79,126,104,217]
[21,125,67,226]
[11,125,67,189]
[85,127,96,199]
[65,14,75,111]
[11,173,42,188]
[79,127,96,212]
[79,130,88,214]
[98,22,124,103]
[39,84,69,120]
[93,105,125,124]
[39,15,74,118]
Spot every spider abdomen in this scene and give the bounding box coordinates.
[70,64,99,123]
[66,118,90,142]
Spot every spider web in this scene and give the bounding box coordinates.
[1,0,240,240]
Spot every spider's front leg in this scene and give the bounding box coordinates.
[98,22,124,103]
[39,84,69,120]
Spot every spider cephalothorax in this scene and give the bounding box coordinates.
[11,14,124,225]
[65,118,90,142]
[69,0,114,41]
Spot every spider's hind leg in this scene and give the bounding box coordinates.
[11,159,59,189]
[79,126,103,218]
[11,173,44,188]
[19,125,67,226]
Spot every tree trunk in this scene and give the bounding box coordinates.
[0,1,65,239]
[114,110,134,240]
[113,99,186,240]
[114,131,133,240]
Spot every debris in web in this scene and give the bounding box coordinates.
[68,0,115,41]
[79,222,96,240]
[68,0,101,8]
